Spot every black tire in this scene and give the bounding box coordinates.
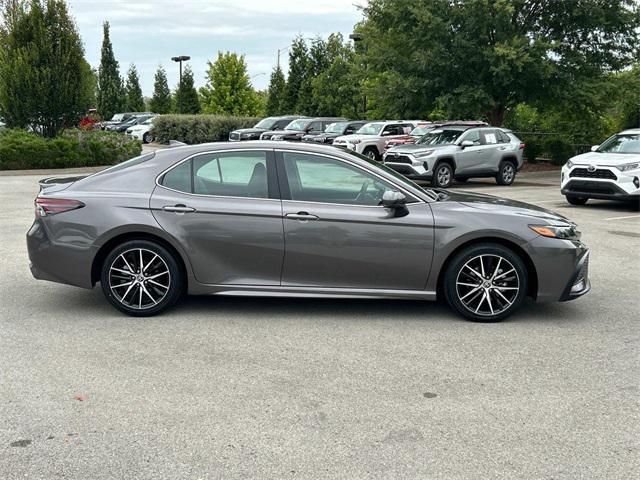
[100,239,183,317]
[565,195,588,206]
[443,244,528,322]
[142,132,153,144]
[495,160,517,185]
[362,146,379,161]
[431,162,454,188]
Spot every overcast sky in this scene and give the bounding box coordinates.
[66,0,366,96]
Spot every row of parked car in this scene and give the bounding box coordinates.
[100,112,158,144]
[229,116,525,188]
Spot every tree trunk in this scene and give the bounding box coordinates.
[487,105,506,127]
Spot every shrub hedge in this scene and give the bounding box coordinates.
[0,128,142,170]
[152,114,261,144]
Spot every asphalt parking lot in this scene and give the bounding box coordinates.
[1,169,638,479]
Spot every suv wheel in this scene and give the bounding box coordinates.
[565,195,588,206]
[100,240,183,317]
[444,244,528,322]
[496,161,516,185]
[362,147,379,161]
[431,162,453,188]
[142,132,153,144]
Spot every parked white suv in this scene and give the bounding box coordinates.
[333,121,417,160]
[126,117,156,144]
[561,128,640,208]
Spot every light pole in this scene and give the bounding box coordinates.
[349,33,367,117]
[171,55,190,113]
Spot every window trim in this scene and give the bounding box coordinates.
[274,149,422,207]
[155,148,280,201]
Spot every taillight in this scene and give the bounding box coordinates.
[35,197,84,217]
[519,143,525,150]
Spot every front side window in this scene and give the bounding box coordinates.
[460,129,481,145]
[285,119,309,131]
[598,134,640,154]
[282,152,397,206]
[308,121,322,132]
[254,117,278,129]
[357,123,384,135]
[161,151,269,198]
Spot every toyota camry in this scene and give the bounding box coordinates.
[27,142,590,321]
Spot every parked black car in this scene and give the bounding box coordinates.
[229,115,307,141]
[302,120,367,145]
[260,117,348,141]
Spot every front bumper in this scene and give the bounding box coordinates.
[561,165,640,201]
[559,250,591,301]
[383,153,431,179]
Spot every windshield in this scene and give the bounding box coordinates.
[111,114,124,122]
[597,134,640,154]
[343,150,438,200]
[285,119,308,131]
[356,123,384,135]
[254,117,278,129]
[411,126,433,136]
[142,118,154,125]
[417,129,464,145]
[325,122,347,133]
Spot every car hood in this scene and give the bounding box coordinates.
[263,129,303,136]
[389,143,452,154]
[569,151,640,166]
[440,189,572,224]
[232,128,267,134]
[335,134,379,142]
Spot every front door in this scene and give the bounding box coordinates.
[150,149,284,285]
[455,129,490,175]
[276,151,434,290]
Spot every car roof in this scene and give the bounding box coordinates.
[620,128,640,134]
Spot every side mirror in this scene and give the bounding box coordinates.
[381,131,393,137]
[591,145,599,152]
[381,190,409,217]
[460,140,475,149]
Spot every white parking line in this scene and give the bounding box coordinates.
[605,214,640,221]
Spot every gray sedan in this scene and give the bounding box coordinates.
[27,142,589,321]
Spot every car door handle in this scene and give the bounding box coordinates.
[163,204,196,213]
[285,212,319,221]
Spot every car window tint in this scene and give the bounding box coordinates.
[194,152,268,198]
[461,129,481,145]
[282,152,396,206]
[161,158,191,192]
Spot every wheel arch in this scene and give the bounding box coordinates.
[435,156,456,172]
[91,229,191,287]
[435,236,538,300]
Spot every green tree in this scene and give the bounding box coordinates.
[149,65,172,114]
[124,64,144,112]
[199,51,258,115]
[265,65,285,115]
[96,21,124,120]
[0,0,89,137]
[282,35,308,114]
[360,0,639,125]
[297,36,328,115]
[79,60,97,111]
[174,65,200,114]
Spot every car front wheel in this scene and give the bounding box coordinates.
[142,132,153,144]
[362,147,379,161]
[431,163,454,188]
[444,244,528,322]
[100,240,183,316]
[566,195,588,205]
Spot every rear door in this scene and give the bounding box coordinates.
[480,129,506,173]
[150,149,284,286]
[276,150,434,290]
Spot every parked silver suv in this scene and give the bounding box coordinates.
[384,126,524,188]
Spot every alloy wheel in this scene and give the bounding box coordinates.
[502,164,515,184]
[108,248,171,310]
[436,165,452,187]
[455,254,520,317]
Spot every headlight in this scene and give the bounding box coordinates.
[530,224,581,241]
[616,162,639,172]
[241,133,251,139]
[415,150,434,158]
[350,139,361,145]
[566,159,574,168]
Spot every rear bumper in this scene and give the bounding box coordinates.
[27,220,96,289]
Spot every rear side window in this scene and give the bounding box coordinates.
[161,151,269,199]
[497,130,511,143]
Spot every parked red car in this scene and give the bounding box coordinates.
[384,120,488,150]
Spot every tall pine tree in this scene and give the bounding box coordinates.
[0,0,88,137]
[200,51,258,115]
[174,65,200,114]
[124,64,144,112]
[96,21,124,120]
[266,65,285,115]
[297,36,327,115]
[149,65,171,114]
[282,36,308,114]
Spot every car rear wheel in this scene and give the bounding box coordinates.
[444,244,528,322]
[431,163,454,188]
[362,147,379,161]
[100,240,183,317]
[496,161,516,185]
[566,195,588,206]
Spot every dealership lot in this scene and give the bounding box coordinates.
[1,171,638,478]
